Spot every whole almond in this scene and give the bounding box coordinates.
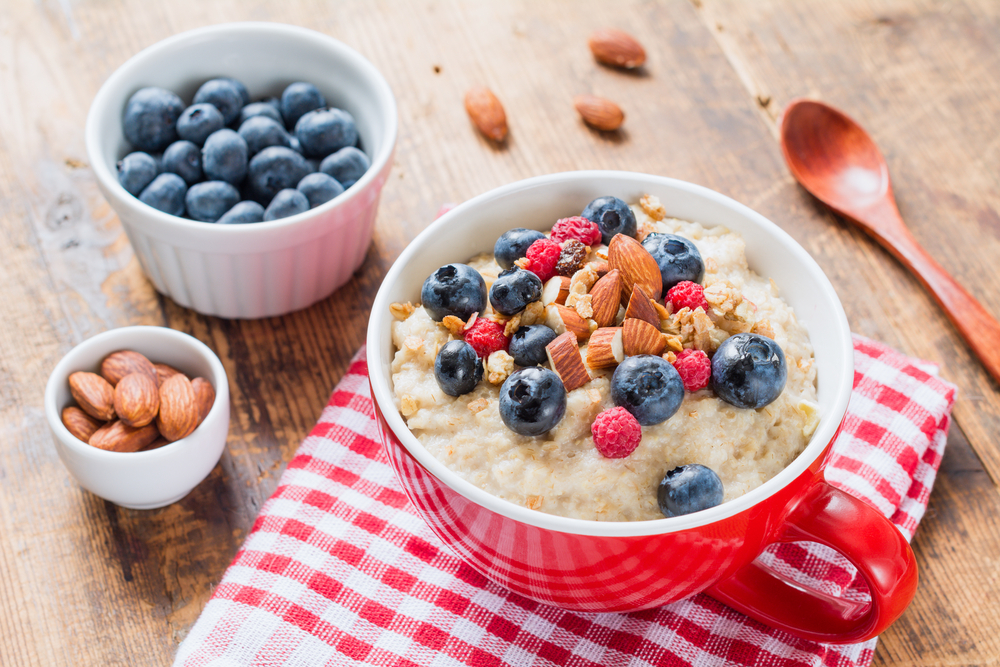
[89,420,159,453]
[153,363,183,387]
[61,406,104,443]
[68,371,116,421]
[190,377,216,423]
[101,350,157,386]
[114,372,160,428]
[573,95,624,131]
[588,28,647,69]
[464,86,508,142]
[156,374,199,442]
[607,234,663,306]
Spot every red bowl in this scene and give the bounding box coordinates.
[366,171,917,643]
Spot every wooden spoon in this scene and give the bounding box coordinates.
[780,98,1000,385]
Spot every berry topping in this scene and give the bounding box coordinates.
[550,216,601,246]
[494,228,546,270]
[421,263,488,322]
[434,340,484,396]
[524,238,561,282]
[672,348,712,392]
[509,325,558,367]
[642,233,705,296]
[667,280,709,311]
[490,266,542,316]
[610,355,684,426]
[591,406,642,458]
[499,367,567,436]
[581,195,637,244]
[711,333,787,409]
[657,464,724,517]
[555,239,589,277]
[463,318,509,358]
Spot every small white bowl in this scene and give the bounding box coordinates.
[44,326,230,509]
[85,22,398,318]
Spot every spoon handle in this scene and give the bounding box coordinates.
[857,201,1000,385]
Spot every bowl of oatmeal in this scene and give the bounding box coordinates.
[366,171,917,643]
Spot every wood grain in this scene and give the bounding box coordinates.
[0,0,998,664]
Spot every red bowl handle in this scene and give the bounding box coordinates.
[707,480,918,644]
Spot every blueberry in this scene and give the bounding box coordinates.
[201,129,248,185]
[161,140,203,185]
[434,340,484,396]
[642,233,705,295]
[582,196,637,244]
[281,82,326,130]
[508,325,558,367]
[238,116,291,156]
[221,77,251,106]
[185,181,241,222]
[176,103,225,146]
[117,151,158,196]
[295,108,358,159]
[319,146,371,189]
[499,367,567,436]
[122,87,185,152]
[494,228,546,270]
[711,333,787,409]
[289,136,304,154]
[420,264,487,322]
[247,146,314,205]
[489,267,542,316]
[610,355,684,426]
[263,188,309,221]
[217,200,265,225]
[297,172,344,208]
[238,101,283,127]
[138,173,186,216]
[193,78,244,125]
[658,464,724,517]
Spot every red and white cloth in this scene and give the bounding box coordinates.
[175,336,957,667]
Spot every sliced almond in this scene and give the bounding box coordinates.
[623,318,666,356]
[586,327,624,369]
[573,95,625,131]
[588,28,647,69]
[545,332,591,392]
[607,234,662,306]
[541,275,571,306]
[589,269,621,328]
[624,284,660,328]
[548,304,591,342]
[464,86,508,142]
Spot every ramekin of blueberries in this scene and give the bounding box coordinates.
[85,23,397,318]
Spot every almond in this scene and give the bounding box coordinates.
[464,86,508,142]
[61,406,104,443]
[589,269,621,327]
[89,420,159,453]
[541,275,571,306]
[156,374,199,442]
[142,437,171,452]
[546,304,592,342]
[587,261,610,277]
[545,332,591,392]
[585,327,624,369]
[68,371,116,421]
[607,234,662,306]
[623,318,666,356]
[191,377,216,423]
[113,372,160,428]
[573,95,624,131]
[100,350,157,386]
[625,284,660,328]
[588,28,646,69]
[153,363,183,387]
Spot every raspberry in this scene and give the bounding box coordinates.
[550,216,601,246]
[524,238,561,282]
[672,348,711,392]
[591,406,642,458]
[667,280,709,311]
[556,239,588,277]
[463,318,509,358]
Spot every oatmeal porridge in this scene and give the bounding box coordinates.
[390,195,819,522]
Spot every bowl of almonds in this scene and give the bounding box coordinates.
[44,326,229,509]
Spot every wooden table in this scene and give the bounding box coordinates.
[3,1,999,664]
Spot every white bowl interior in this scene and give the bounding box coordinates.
[367,170,854,537]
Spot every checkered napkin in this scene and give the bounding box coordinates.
[174,335,956,667]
